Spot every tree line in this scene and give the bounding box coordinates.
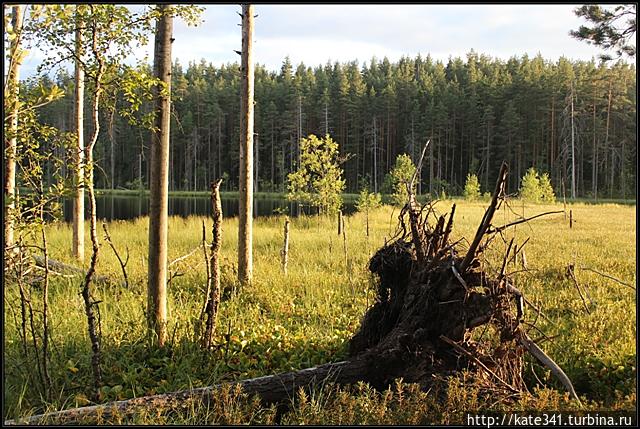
[35,52,636,199]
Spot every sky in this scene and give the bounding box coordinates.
[18,4,632,78]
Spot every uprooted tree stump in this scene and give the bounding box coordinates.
[4,162,580,425]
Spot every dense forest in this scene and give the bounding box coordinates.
[36,52,636,198]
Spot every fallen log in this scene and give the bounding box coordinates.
[32,255,122,287]
[4,360,369,425]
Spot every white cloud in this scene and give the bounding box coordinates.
[18,4,632,79]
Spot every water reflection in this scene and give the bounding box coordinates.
[62,194,355,222]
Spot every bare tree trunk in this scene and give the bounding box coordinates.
[107,100,118,191]
[281,217,290,274]
[201,179,223,349]
[72,6,85,261]
[592,88,597,200]
[148,5,173,346]
[570,81,576,199]
[603,81,612,199]
[238,4,254,284]
[373,117,377,193]
[4,5,24,253]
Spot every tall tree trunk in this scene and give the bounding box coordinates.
[570,81,576,199]
[4,5,24,253]
[592,88,597,199]
[108,106,116,190]
[604,81,612,199]
[238,4,254,284]
[373,116,377,193]
[148,5,173,346]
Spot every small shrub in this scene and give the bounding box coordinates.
[539,172,556,203]
[520,168,541,202]
[355,188,382,212]
[463,174,481,201]
[384,154,417,206]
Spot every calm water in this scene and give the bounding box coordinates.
[61,195,356,222]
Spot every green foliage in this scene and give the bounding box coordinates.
[520,168,556,203]
[570,5,636,61]
[287,134,346,215]
[539,172,556,203]
[385,154,416,206]
[520,168,542,202]
[463,174,481,201]
[355,188,382,212]
[6,79,73,234]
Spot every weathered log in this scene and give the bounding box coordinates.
[32,255,121,287]
[4,360,370,425]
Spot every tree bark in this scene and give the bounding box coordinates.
[201,179,223,349]
[4,5,24,253]
[72,7,85,261]
[4,360,369,425]
[238,3,254,284]
[148,5,173,346]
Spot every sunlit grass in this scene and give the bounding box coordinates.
[3,199,636,422]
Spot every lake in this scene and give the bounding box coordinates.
[61,194,356,222]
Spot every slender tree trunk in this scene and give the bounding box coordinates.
[72,5,85,261]
[604,81,612,199]
[592,88,597,200]
[4,5,24,253]
[148,5,173,346]
[570,81,576,199]
[238,4,254,284]
[373,117,377,193]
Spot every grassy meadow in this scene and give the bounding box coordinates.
[3,198,636,423]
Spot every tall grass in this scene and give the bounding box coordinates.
[3,200,636,422]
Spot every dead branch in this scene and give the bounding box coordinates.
[487,210,564,235]
[168,244,204,268]
[516,331,581,405]
[102,223,129,288]
[460,161,508,273]
[566,264,591,313]
[578,266,635,290]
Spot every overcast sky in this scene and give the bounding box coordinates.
[19,4,632,77]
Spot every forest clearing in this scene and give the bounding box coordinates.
[4,198,636,423]
[4,3,636,426]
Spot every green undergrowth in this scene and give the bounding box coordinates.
[3,201,636,423]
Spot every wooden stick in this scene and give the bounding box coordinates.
[569,209,573,228]
[281,217,290,274]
